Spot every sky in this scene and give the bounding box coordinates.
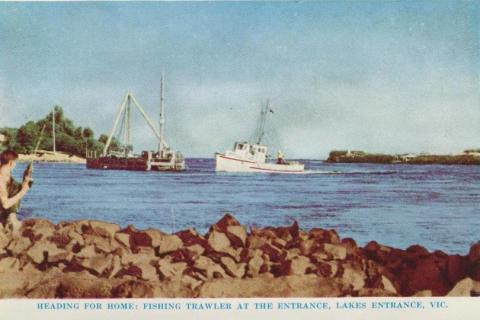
[0,1,479,158]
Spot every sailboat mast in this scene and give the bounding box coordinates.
[159,73,165,154]
[52,106,56,153]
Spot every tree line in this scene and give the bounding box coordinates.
[0,106,120,157]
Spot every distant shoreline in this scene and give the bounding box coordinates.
[326,150,480,165]
[18,150,86,164]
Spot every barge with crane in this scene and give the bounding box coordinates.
[86,75,185,171]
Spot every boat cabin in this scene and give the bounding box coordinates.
[224,141,268,163]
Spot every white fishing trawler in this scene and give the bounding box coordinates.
[215,101,304,173]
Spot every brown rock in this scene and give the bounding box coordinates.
[90,220,120,238]
[186,244,205,257]
[406,257,450,295]
[7,236,32,255]
[157,259,188,279]
[220,256,246,278]
[208,230,231,252]
[309,228,340,244]
[342,265,365,291]
[0,257,21,271]
[324,243,347,260]
[137,262,158,281]
[290,256,314,275]
[175,229,208,247]
[76,245,96,259]
[80,255,113,275]
[226,225,247,247]
[109,255,122,278]
[115,233,131,248]
[26,240,66,264]
[447,255,468,284]
[468,242,480,264]
[381,275,397,294]
[194,256,228,279]
[247,250,265,277]
[156,235,183,255]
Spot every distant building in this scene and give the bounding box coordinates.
[0,133,5,143]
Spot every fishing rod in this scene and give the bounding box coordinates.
[22,123,46,187]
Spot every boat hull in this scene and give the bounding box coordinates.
[215,153,304,173]
[86,156,185,171]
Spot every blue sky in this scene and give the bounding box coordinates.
[0,1,478,158]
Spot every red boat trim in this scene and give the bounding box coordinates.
[217,154,256,164]
[249,166,304,173]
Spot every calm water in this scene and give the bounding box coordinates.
[13,159,480,254]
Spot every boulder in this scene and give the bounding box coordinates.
[226,225,247,246]
[0,257,21,271]
[220,256,246,278]
[446,278,480,297]
[446,255,468,284]
[290,256,314,275]
[467,242,480,264]
[194,256,228,279]
[155,235,183,255]
[109,255,122,279]
[115,233,131,248]
[342,265,365,291]
[208,230,231,252]
[324,243,347,260]
[76,245,96,259]
[381,275,397,294]
[80,255,113,275]
[90,220,120,238]
[7,236,32,255]
[157,259,188,279]
[247,250,265,277]
[137,262,158,281]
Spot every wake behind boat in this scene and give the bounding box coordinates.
[215,101,304,173]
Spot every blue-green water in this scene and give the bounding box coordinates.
[13,160,480,254]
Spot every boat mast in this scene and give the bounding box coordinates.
[52,106,56,153]
[159,73,165,154]
[256,100,269,145]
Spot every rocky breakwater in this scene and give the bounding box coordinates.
[0,214,479,298]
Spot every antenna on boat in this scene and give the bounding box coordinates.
[159,73,165,155]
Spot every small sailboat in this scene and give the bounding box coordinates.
[215,101,304,173]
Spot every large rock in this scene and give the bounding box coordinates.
[342,265,365,291]
[90,220,120,238]
[290,256,314,275]
[0,257,21,272]
[324,243,347,260]
[194,256,228,279]
[7,236,32,255]
[220,256,246,278]
[208,230,231,252]
[80,255,113,275]
[153,234,183,255]
[26,240,67,264]
[157,259,188,279]
[447,278,480,297]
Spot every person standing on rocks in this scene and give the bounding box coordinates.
[0,150,31,232]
